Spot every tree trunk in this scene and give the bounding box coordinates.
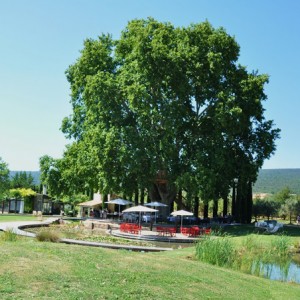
[149,183,177,216]
[134,189,139,205]
[194,196,199,217]
[102,194,108,209]
[203,202,208,219]
[140,189,145,205]
[246,182,253,223]
[213,198,218,217]
[223,195,228,217]
[231,183,236,219]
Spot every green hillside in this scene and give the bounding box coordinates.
[253,169,300,194]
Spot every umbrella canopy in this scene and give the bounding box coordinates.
[171,210,193,216]
[122,206,158,234]
[171,210,194,229]
[105,198,133,217]
[145,201,168,223]
[144,201,168,207]
[122,205,158,213]
[105,198,133,206]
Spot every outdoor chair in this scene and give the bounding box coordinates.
[181,227,191,236]
[204,228,211,235]
[189,226,200,237]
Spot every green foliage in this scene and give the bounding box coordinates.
[10,171,35,189]
[35,230,61,242]
[0,157,10,198]
[1,228,18,242]
[271,235,290,257]
[41,18,280,221]
[195,236,236,267]
[279,196,299,223]
[252,197,280,219]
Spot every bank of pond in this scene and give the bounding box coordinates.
[21,221,300,284]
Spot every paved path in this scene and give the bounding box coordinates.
[0,218,59,237]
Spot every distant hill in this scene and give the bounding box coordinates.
[9,171,41,185]
[253,169,300,194]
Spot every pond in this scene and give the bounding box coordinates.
[252,254,300,284]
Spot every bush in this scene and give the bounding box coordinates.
[36,230,61,242]
[1,228,18,242]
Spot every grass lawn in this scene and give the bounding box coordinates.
[0,214,38,222]
[0,233,300,299]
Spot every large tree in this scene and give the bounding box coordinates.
[0,157,10,213]
[60,18,279,221]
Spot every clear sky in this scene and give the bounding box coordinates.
[0,0,299,171]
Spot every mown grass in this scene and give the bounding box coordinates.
[0,232,300,300]
[0,214,37,222]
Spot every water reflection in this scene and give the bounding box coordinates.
[151,240,195,249]
[252,255,300,284]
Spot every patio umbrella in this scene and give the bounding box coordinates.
[144,201,168,223]
[105,198,133,217]
[171,210,193,230]
[122,205,158,234]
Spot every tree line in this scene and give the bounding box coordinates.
[253,187,300,224]
[0,158,38,213]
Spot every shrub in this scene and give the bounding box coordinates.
[36,230,61,242]
[1,228,18,242]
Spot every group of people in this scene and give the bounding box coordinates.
[90,209,108,219]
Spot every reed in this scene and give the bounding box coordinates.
[195,236,235,267]
[270,235,290,257]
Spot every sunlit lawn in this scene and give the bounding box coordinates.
[0,214,38,222]
[0,235,300,300]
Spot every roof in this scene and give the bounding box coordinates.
[78,199,102,207]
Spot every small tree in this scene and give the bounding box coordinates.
[0,157,10,206]
[280,196,298,224]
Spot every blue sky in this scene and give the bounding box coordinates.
[0,0,299,170]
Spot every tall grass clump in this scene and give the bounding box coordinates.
[271,235,290,257]
[36,230,60,242]
[1,228,18,242]
[195,236,236,267]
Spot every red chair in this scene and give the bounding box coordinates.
[181,227,191,236]
[168,227,176,237]
[156,226,164,236]
[189,226,200,237]
[205,228,211,235]
[130,224,140,234]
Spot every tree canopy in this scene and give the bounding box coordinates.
[0,157,10,199]
[49,18,279,222]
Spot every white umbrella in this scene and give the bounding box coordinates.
[145,201,168,223]
[105,198,133,217]
[122,205,158,234]
[171,210,193,230]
